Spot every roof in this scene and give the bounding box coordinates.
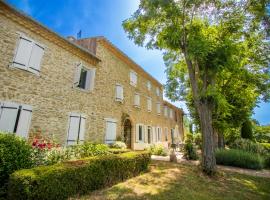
[164,100,184,113]
[0,1,101,64]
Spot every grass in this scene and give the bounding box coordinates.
[71,161,270,200]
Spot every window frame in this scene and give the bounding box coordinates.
[115,84,124,103]
[130,70,137,87]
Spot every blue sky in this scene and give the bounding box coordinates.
[7,0,270,125]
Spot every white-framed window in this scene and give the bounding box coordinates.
[170,108,174,119]
[136,123,144,143]
[164,106,168,117]
[164,127,168,141]
[147,97,152,112]
[147,81,151,91]
[156,87,160,96]
[134,93,140,107]
[105,118,117,144]
[130,70,137,86]
[157,127,162,142]
[156,102,161,115]
[67,113,86,145]
[115,84,124,102]
[147,126,152,144]
[171,128,175,144]
[0,101,32,138]
[74,63,96,91]
[12,34,44,75]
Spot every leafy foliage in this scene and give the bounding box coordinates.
[148,144,168,156]
[0,133,33,199]
[8,151,151,200]
[254,125,270,143]
[215,149,264,170]
[111,141,127,149]
[183,141,198,160]
[229,138,266,155]
[241,120,253,139]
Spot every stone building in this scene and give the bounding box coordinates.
[0,1,184,150]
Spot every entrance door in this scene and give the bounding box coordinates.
[123,119,132,148]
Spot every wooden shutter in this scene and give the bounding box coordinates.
[13,36,33,70]
[105,119,117,144]
[67,114,80,145]
[16,105,32,138]
[147,98,152,111]
[86,68,96,91]
[134,93,140,106]
[157,103,161,114]
[74,63,82,86]
[0,102,19,133]
[79,115,86,143]
[116,85,123,101]
[28,43,44,74]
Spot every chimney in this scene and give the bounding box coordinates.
[67,36,76,42]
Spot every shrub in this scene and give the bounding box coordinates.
[8,151,150,200]
[260,143,270,154]
[109,148,130,154]
[185,133,194,143]
[264,155,270,168]
[241,120,253,139]
[148,144,168,156]
[229,138,266,155]
[215,149,264,170]
[79,142,110,157]
[111,141,127,149]
[183,142,198,160]
[194,133,202,149]
[0,133,33,198]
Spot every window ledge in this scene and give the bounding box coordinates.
[9,63,40,76]
[134,105,140,109]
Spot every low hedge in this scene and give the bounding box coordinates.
[108,148,131,154]
[215,149,264,170]
[8,151,150,200]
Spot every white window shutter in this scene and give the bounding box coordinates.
[157,103,161,114]
[144,125,148,143]
[135,124,139,142]
[67,114,80,145]
[28,43,44,74]
[147,98,152,111]
[13,36,33,70]
[79,116,86,143]
[105,120,117,144]
[0,102,19,133]
[16,105,32,138]
[74,63,82,86]
[116,85,123,101]
[86,68,96,91]
[134,93,140,106]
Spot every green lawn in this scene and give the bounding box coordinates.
[72,161,270,200]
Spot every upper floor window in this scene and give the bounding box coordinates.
[12,34,44,75]
[0,101,32,138]
[147,81,151,91]
[74,63,96,91]
[130,70,137,87]
[156,102,161,115]
[115,84,124,102]
[156,87,160,96]
[147,97,152,112]
[67,113,86,145]
[164,105,168,117]
[170,108,174,119]
[134,93,140,107]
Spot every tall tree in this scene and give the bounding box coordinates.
[123,0,269,174]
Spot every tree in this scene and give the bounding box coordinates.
[241,120,253,139]
[123,0,269,174]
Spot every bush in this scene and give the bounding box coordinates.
[79,142,110,157]
[215,149,264,170]
[194,133,202,149]
[264,155,270,168]
[148,144,168,156]
[183,142,198,160]
[185,133,194,143]
[8,151,150,200]
[111,141,127,149]
[241,120,253,139]
[229,138,266,155]
[260,143,270,154]
[0,133,33,198]
[109,148,130,154]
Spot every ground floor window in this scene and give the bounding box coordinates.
[164,127,168,141]
[157,127,162,142]
[67,113,86,145]
[147,126,152,144]
[0,101,32,138]
[171,128,175,144]
[136,124,144,142]
[105,118,117,144]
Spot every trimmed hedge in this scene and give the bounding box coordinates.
[215,149,264,170]
[8,151,150,200]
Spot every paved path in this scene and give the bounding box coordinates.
[151,154,270,178]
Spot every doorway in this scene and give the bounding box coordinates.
[123,119,132,148]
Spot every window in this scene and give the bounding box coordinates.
[170,108,173,119]
[157,127,162,142]
[164,127,168,141]
[147,81,151,91]
[0,101,32,138]
[134,93,140,107]
[130,70,137,86]
[156,102,161,115]
[136,124,144,142]
[171,129,175,144]
[147,97,152,112]
[115,84,124,102]
[147,126,152,144]
[12,34,44,75]
[164,106,168,117]
[105,118,117,144]
[156,87,160,96]
[74,63,96,91]
[67,113,86,145]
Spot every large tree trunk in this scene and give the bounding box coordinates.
[198,102,217,174]
[217,132,225,149]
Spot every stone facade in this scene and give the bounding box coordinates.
[0,1,184,150]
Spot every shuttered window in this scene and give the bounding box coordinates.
[105,118,117,144]
[74,63,96,91]
[170,108,174,119]
[136,124,144,143]
[147,126,152,144]
[156,87,160,96]
[115,84,124,102]
[67,113,86,145]
[0,102,32,138]
[171,129,175,144]
[164,106,168,117]
[147,81,151,91]
[156,102,161,115]
[147,97,152,112]
[13,35,44,74]
[134,93,140,107]
[130,70,137,86]
[157,127,162,142]
[164,127,168,141]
